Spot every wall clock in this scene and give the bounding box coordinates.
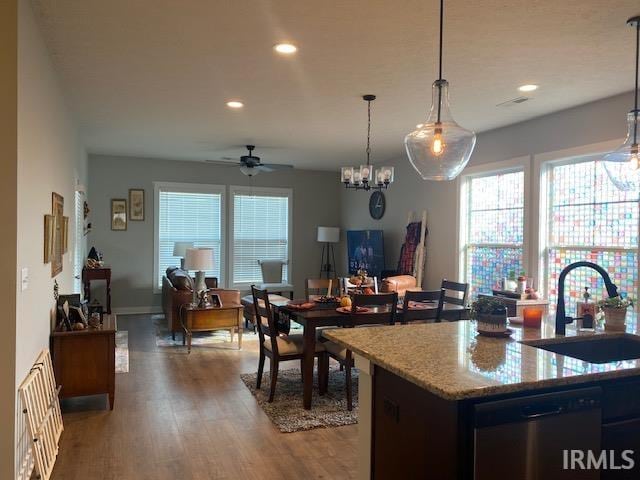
[369,191,386,220]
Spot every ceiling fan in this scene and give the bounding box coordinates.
[205,145,293,177]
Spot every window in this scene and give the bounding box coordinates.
[73,191,84,293]
[460,169,525,299]
[230,186,292,286]
[154,183,224,290]
[542,159,639,312]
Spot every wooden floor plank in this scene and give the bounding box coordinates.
[51,314,357,479]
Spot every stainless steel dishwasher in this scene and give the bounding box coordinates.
[473,386,602,480]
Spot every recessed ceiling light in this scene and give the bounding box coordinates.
[518,84,538,92]
[274,43,298,54]
[226,100,244,109]
[416,123,424,129]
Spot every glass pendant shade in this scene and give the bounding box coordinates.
[359,165,372,182]
[405,80,476,180]
[341,166,354,184]
[603,110,640,191]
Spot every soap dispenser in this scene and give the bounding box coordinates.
[577,287,596,329]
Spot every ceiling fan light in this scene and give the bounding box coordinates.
[240,165,259,177]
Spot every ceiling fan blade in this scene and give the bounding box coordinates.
[260,163,294,171]
[205,159,241,166]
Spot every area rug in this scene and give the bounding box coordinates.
[115,330,129,373]
[240,367,358,432]
[154,315,300,349]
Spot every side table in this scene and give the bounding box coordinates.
[51,314,117,409]
[82,266,112,314]
[180,303,244,353]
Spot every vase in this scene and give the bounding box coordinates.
[603,307,627,332]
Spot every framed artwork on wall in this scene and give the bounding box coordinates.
[62,216,69,253]
[129,188,144,221]
[347,229,385,278]
[51,192,64,277]
[44,214,55,263]
[111,199,127,231]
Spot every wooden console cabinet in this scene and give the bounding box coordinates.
[51,314,117,410]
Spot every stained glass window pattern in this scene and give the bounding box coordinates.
[463,171,525,298]
[545,160,639,312]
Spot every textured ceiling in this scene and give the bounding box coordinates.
[32,0,640,170]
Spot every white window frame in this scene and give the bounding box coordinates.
[229,185,293,289]
[73,190,85,293]
[533,139,633,303]
[153,181,226,293]
[456,156,532,293]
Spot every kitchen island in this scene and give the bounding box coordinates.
[323,315,640,479]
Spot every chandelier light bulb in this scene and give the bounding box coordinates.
[431,127,445,156]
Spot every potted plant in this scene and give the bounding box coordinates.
[470,297,508,334]
[598,296,633,331]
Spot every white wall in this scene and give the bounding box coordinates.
[88,154,342,311]
[0,1,18,478]
[15,0,86,465]
[340,92,633,289]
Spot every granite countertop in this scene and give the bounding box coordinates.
[322,314,640,400]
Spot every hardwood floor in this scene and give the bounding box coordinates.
[52,314,357,479]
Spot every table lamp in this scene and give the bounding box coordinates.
[173,241,194,269]
[317,226,340,278]
[184,248,214,304]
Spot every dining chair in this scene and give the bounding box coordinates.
[439,279,469,321]
[401,289,444,324]
[305,278,340,301]
[321,292,398,410]
[251,286,327,402]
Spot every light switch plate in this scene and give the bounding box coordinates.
[21,268,29,291]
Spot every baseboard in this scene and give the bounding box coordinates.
[112,306,163,316]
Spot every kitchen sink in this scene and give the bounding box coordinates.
[521,334,640,364]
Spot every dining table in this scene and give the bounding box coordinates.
[274,298,469,410]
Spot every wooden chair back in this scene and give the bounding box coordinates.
[402,289,444,323]
[352,292,398,325]
[440,280,468,307]
[305,278,340,300]
[251,286,279,354]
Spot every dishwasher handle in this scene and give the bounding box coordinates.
[521,403,563,419]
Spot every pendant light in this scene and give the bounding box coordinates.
[404,0,476,181]
[603,16,640,192]
[341,95,395,191]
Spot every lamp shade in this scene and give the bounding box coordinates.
[317,227,340,243]
[173,241,194,257]
[184,248,214,271]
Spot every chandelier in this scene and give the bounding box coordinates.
[403,0,476,181]
[603,16,640,192]
[341,95,394,191]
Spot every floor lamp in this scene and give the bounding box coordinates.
[318,227,339,278]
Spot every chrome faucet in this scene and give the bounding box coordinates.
[555,261,619,335]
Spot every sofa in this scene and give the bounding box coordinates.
[380,275,420,298]
[161,267,240,339]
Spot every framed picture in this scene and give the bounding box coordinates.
[209,293,222,308]
[62,216,69,253]
[111,199,127,231]
[129,188,144,221]
[51,193,64,277]
[44,214,55,263]
[347,230,385,278]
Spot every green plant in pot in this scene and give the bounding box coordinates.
[598,296,633,332]
[470,297,508,333]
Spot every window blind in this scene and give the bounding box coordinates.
[232,192,290,284]
[544,160,638,311]
[157,189,222,288]
[463,170,525,298]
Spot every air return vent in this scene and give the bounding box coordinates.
[496,96,531,107]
